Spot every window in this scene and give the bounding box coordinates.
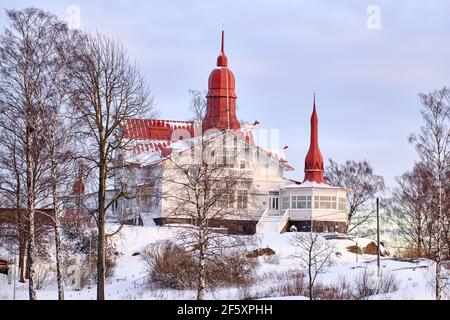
[216,194,227,208]
[282,197,290,209]
[291,195,312,209]
[237,190,248,210]
[112,200,118,212]
[244,144,250,157]
[339,198,347,211]
[137,184,153,203]
[314,196,337,209]
[215,192,236,209]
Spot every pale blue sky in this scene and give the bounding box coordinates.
[1,0,449,189]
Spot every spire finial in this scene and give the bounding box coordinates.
[221,29,225,54]
[217,29,228,67]
[313,93,316,111]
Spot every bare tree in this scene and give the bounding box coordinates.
[42,97,76,300]
[388,162,437,258]
[163,131,253,300]
[409,87,450,300]
[66,33,154,300]
[0,8,69,300]
[325,159,385,233]
[290,232,335,300]
[0,127,27,282]
[188,89,207,121]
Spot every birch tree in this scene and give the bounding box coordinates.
[409,87,450,300]
[164,132,253,300]
[0,125,27,282]
[0,8,69,300]
[66,33,154,300]
[388,162,437,258]
[42,93,76,300]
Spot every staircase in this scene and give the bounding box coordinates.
[258,210,284,234]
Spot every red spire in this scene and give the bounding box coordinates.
[304,94,325,183]
[203,30,240,133]
[217,30,228,67]
[72,163,85,195]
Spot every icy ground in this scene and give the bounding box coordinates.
[0,224,440,300]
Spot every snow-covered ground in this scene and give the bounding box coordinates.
[0,224,440,300]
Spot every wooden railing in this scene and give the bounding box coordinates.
[277,209,290,234]
[256,208,269,233]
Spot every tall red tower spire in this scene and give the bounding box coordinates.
[304,94,325,183]
[203,31,240,133]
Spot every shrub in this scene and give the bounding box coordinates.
[245,247,275,258]
[354,269,399,299]
[34,263,53,290]
[379,272,399,294]
[208,249,258,287]
[251,270,306,299]
[62,241,117,291]
[354,269,377,299]
[336,276,354,300]
[142,241,258,290]
[142,240,197,289]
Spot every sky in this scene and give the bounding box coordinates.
[1,0,449,190]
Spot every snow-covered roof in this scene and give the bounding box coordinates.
[123,127,294,170]
[280,181,343,190]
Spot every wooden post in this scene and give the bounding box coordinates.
[377,198,380,277]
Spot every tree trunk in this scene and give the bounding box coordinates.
[196,228,206,300]
[15,165,27,283]
[50,147,65,300]
[97,161,107,300]
[18,232,27,283]
[26,125,36,300]
[308,263,313,300]
[16,195,27,283]
[54,221,64,300]
[308,244,313,300]
[435,178,443,300]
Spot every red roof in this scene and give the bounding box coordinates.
[0,208,55,236]
[124,119,195,141]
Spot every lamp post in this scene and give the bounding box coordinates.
[9,242,18,300]
[13,252,17,300]
[88,232,92,288]
[376,198,381,277]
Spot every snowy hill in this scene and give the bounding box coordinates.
[0,225,440,300]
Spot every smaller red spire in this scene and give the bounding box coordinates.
[304,94,325,184]
[217,30,228,67]
[72,164,85,195]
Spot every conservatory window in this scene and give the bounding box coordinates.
[237,190,248,209]
[291,195,312,209]
[339,198,347,211]
[282,197,290,209]
[314,196,337,209]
